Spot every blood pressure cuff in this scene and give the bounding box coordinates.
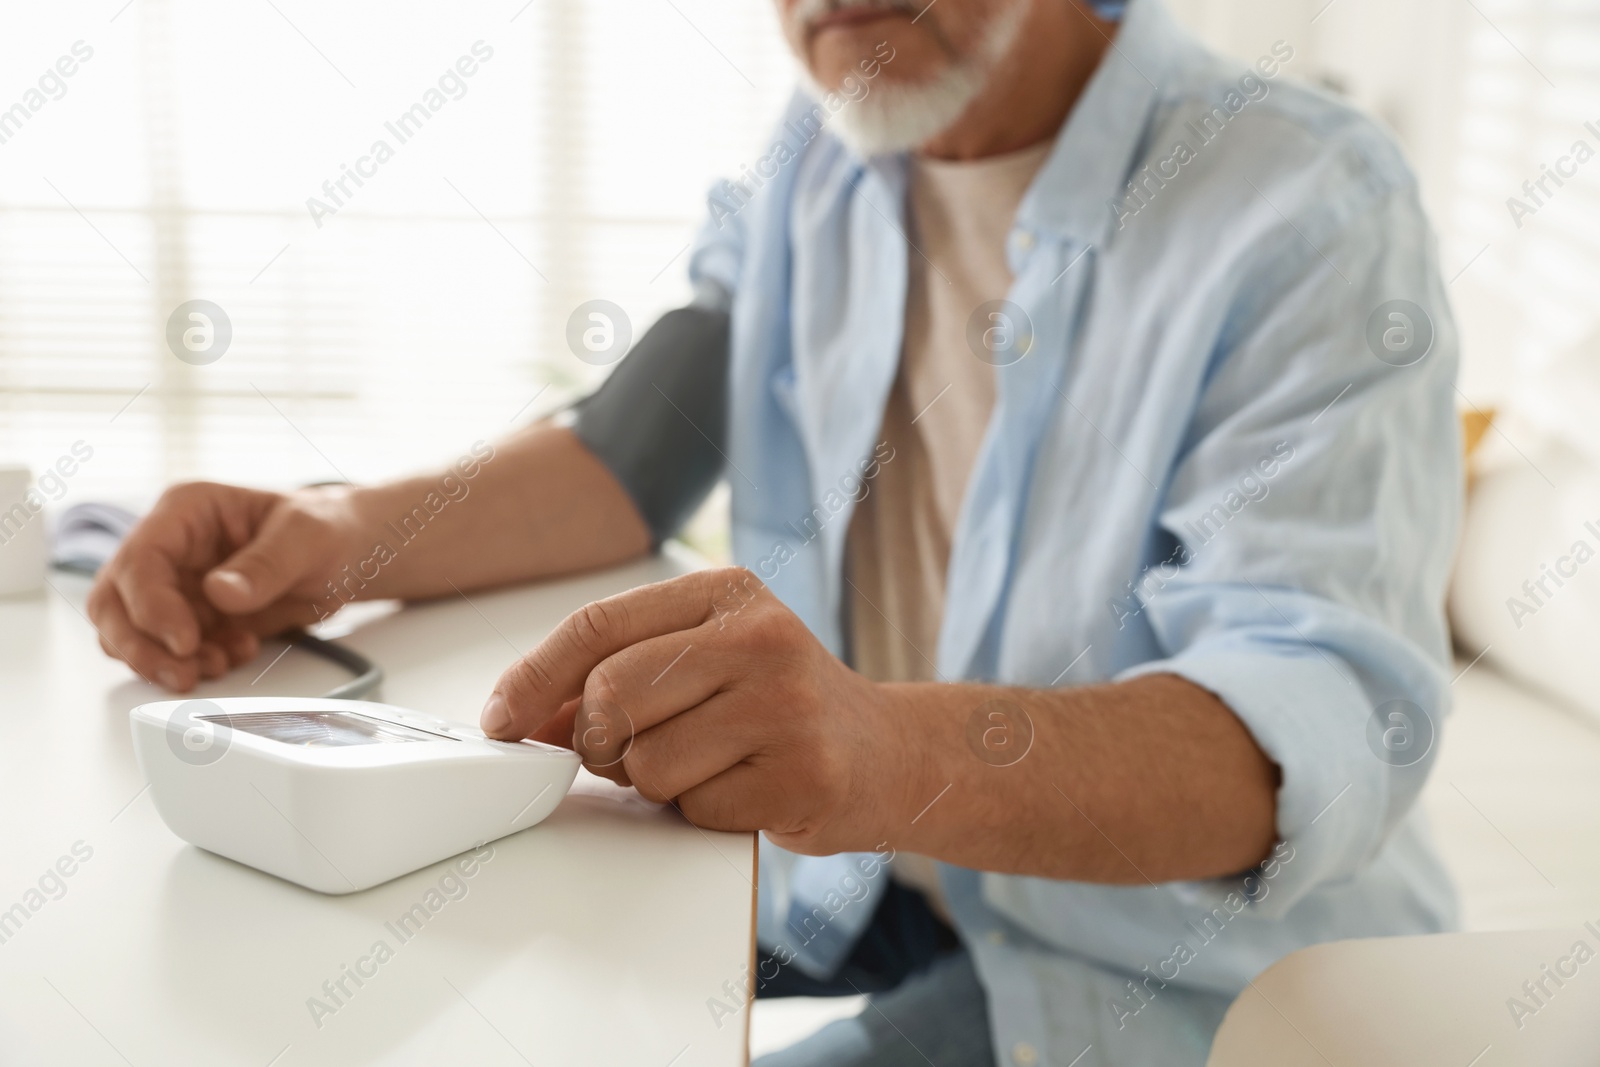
[570,305,731,546]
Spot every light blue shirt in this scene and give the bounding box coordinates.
[690,0,1462,1061]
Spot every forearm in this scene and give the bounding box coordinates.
[340,422,652,601]
[868,673,1281,883]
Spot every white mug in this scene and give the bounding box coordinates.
[0,467,49,597]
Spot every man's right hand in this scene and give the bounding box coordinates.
[86,482,366,692]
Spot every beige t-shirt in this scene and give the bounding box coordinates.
[846,139,1054,917]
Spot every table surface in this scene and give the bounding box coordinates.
[0,546,755,1067]
[1207,928,1600,1065]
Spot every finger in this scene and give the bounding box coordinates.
[109,550,203,657]
[676,762,782,834]
[196,627,256,668]
[195,641,230,680]
[482,567,761,740]
[185,598,270,668]
[209,626,261,669]
[203,506,327,615]
[88,585,201,691]
[556,698,635,788]
[579,626,725,738]
[225,598,329,639]
[577,750,633,789]
[618,693,759,804]
[529,698,581,749]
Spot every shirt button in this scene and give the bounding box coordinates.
[1011,230,1035,253]
[1012,1042,1039,1066]
[986,929,1006,946]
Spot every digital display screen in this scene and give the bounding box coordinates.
[198,710,457,748]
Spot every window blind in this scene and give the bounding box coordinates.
[0,0,795,505]
[1440,0,1600,391]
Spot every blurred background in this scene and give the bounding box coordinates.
[0,0,1587,517]
[0,0,793,542]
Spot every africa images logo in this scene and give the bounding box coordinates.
[164,699,233,766]
[165,300,232,365]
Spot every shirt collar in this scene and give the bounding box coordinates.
[1016,0,1204,246]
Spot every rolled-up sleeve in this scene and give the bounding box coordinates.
[1117,176,1462,915]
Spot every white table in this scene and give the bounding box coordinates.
[1206,660,1600,1065]
[0,545,755,1067]
[1207,928,1600,1065]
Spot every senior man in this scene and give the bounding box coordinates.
[90,0,1461,1062]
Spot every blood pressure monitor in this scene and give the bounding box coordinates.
[130,697,580,894]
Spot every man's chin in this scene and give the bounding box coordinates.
[811,69,985,157]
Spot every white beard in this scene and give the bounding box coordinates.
[791,0,1028,157]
